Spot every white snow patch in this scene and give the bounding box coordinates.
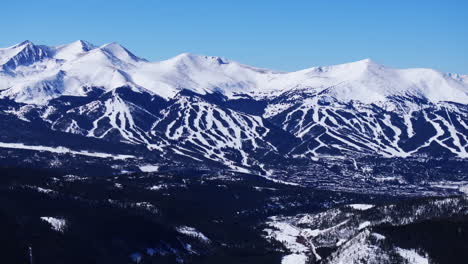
[460,185,468,196]
[40,217,66,232]
[148,184,167,191]
[260,175,301,186]
[348,204,374,211]
[263,103,293,118]
[358,221,371,230]
[396,248,429,264]
[135,202,155,210]
[139,164,159,172]
[0,142,135,160]
[176,226,211,244]
[336,238,347,246]
[63,174,87,182]
[34,186,55,194]
[264,221,318,263]
[371,232,386,240]
[281,253,308,264]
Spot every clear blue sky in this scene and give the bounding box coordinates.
[1,0,467,73]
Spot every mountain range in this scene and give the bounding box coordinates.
[0,40,467,177]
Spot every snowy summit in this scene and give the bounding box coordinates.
[0,40,467,105]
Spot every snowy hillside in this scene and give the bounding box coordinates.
[0,40,467,177]
[1,40,467,105]
[265,196,468,264]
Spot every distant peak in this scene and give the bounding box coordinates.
[170,52,200,60]
[332,58,383,70]
[175,52,193,58]
[69,40,96,51]
[100,42,135,53]
[356,58,374,65]
[348,58,378,66]
[305,58,386,77]
[99,42,145,62]
[74,39,93,46]
[14,40,34,48]
[170,53,230,65]
[100,42,123,49]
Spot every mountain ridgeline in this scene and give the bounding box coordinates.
[0,40,467,178]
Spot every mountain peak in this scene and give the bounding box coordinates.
[173,52,194,59]
[357,58,374,64]
[15,40,34,47]
[169,52,231,66]
[306,58,383,77]
[71,40,96,51]
[53,40,96,60]
[0,40,51,69]
[4,40,35,50]
[339,58,381,68]
[100,42,133,51]
[100,42,145,62]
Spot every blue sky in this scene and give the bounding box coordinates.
[1,0,467,73]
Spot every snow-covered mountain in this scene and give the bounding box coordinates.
[0,40,467,175]
[2,40,467,105]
